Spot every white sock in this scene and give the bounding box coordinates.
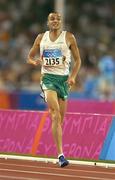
[58,154,64,158]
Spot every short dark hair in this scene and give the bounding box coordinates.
[47,12,61,20]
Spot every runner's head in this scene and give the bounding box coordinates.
[47,12,62,30]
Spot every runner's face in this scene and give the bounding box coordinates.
[47,13,62,30]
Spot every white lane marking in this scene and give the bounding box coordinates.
[0,168,114,180]
[0,162,114,175]
[1,154,115,168]
[0,175,39,180]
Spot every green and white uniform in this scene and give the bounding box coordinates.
[40,31,71,100]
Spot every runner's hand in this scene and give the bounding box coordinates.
[27,58,41,66]
[67,76,76,87]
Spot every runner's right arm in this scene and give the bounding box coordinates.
[27,33,44,66]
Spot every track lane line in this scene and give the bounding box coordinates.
[0,168,114,180]
[0,162,114,175]
[0,175,39,180]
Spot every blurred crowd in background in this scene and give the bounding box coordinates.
[0,0,115,101]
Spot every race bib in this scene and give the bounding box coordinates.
[42,49,63,66]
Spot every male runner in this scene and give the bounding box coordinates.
[28,12,81,167]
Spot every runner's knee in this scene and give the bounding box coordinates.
[49,108,61,123]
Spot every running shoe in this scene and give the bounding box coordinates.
[58,155,69,167]
[40,92,46,102]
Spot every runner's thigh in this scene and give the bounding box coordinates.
[45,90,59,110]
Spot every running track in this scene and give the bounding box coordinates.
[0,158,115,180]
